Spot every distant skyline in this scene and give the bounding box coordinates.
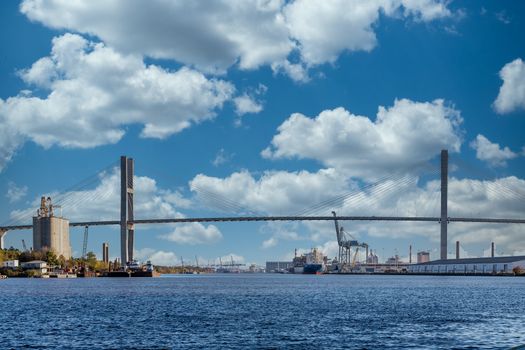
[1,0,524,266]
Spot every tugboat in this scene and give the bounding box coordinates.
[130,260,160,277]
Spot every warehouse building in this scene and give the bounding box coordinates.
[408,256,525,275]
[265,261,293,272]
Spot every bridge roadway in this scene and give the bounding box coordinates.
[2,215,525,231]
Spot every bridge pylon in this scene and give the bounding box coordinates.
[120,156,134,265]
[0,229,7,250]
[440,149,448,260]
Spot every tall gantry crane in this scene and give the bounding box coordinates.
[332,211,369,267]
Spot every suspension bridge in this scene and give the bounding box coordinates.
[1,150,524,264]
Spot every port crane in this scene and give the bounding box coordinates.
[82,225,89,260]
[332,211,369,267]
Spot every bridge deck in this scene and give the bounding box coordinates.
[1,216,524,231]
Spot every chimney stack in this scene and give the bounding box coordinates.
[409,245,412,264]
[491,242,495,258]
[456,241,460,260]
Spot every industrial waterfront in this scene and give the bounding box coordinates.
[2,151,524,279]
[1,274,524,349]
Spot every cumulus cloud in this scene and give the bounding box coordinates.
[159,223,223,245]
[21,0,454,78]
[0,34,234,170]
[219,253,245,264]
[233,94,263,116]
[0,110,24,172]
[134,247,179,266]
[20,0,293,74]
[493,58,525,114]
[190,168,351,215]
[6,182,28,203]
[470,134,517,167]
[262,237,278,249]
[260,221,303,248]
[263,99,463,179]
[284,0,451,66]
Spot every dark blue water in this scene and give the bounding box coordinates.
[1,274,524,349]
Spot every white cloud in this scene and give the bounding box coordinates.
[20,0,454,79]
[263,99,463,179]
[493,58,525,114]
[262,237,278,249]
[0,109,24,172]
[233,94,263,116]
[0,33,234,168]
[212,148,234,167]
[190,168,350,215]
[260,221,303,248]
[219,253,245,264]
[470,134,517,167]
[283,0,451,66]
[6,181,28,203]
[134,247,179,266]
[159,222,223,245]
[271,60,310,83]
[20,0,293,74]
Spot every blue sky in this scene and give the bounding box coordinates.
[1,0,524,266]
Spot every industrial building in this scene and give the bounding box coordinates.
[408,256,525,275]
[32,197,71,259]
[1,260,19,268]
[21,260,48,274]
[417,251,430,263]
[265,261,293,272]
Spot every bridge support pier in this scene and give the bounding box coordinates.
[120,156,134,265]
[440,149,448,260]
[0,229,6,250]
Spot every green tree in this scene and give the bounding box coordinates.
[45,251,59,266]
[85,251,97,270]
[58,255,66,268]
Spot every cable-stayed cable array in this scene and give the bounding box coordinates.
[1,160,119,227]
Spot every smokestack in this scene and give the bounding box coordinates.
[409,245,412,264]
[456,241,460,260]
[102,242,109,265]
[491,242,495,258]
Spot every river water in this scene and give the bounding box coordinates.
[1,274,524,349]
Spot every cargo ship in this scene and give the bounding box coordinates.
[302,248,326,274]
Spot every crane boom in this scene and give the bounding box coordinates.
[352,247,359,267]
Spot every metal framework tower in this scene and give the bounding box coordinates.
[440,149,448,260]
[120,156,134,264]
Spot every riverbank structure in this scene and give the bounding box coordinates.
[408,256,525,274]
